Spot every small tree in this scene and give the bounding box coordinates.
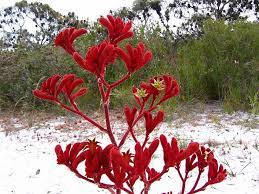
[0,0,88,48]
[33,15,226,194]
[121,0,259,40]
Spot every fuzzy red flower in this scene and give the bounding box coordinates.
[158,75,180,104]
[124,106,138,128]
[84,139,103,180]
[55,28,87,55]
[141,77,163,98]
[73,41,116,77]
[134,139,159,175]
[108,148,133,188]
[99,15,134,44]
[196,146,214,171]
[33,74,87,102]
[185,154,198,172]
[132,75,179,108]
[55,142,87,170]
[208,158,227,184]
[144,111,164,135]
[132,86,149,107]
[33,75,62,101]
[146,167,160,181]
[116,42,153,73]
[160,135,199,168]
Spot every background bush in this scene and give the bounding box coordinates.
[0,18,258,113]
[178,20,259,112]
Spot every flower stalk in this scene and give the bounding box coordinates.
[33,14,227,194]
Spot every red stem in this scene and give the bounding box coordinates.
[119,103,156,148]
[57,100,107,132]
[70,167,115,192]
[99,76,110,88]
[98,80,117,146]
[142,134,149,148]
[176,166,184,182]
[188,170,202,194]
[181,172,188,194]
[192,182,209,193]
[118,108,144,148]
[104,102,117,146]
[148,167,168,184]
[95,73,131,147]
[110,72,130,89]
[141,173,150,194]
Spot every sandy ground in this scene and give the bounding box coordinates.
[0,104,258,194]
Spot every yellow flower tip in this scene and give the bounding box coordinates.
[134,88,148,98]
[151,78,165,91]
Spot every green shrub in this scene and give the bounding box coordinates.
[1,20,258,113]
[178,20,259,112]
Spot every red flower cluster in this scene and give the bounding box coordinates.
[116,43,153,73]
[99,15,134,45]
[73,41,116,77]
[33,74,87,103]
[132,75,179,108]
[55,137,226,193]
[53,15,152,79]
[33,14,226,194]
[54,28,87,55]
[144,111,164,135]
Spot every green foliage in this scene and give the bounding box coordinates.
[178,20,259,112]
[1,18,258,113]
[0,45,71,110]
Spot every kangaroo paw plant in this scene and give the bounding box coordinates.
[33,15,227,194]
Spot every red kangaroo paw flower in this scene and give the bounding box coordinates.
[177,142,199,162]
[85,147,102,179]
[124,106,138,127]
[132,75,179,108]
[33,75,62,101]
[55,144,68,165]
[158,75,180,104]
[132,86,150,106]
[101,147,134,188]
[55,28,87,55]
[134,139,159,175]
[196,146,214,171]
[141,77,162,97]
[160,135,199,168]
[73,52,87,69]
[146,167,160,181]
[101,144,115,172]
[84,139,103,179]
[208,158,227,184]
[99,15,134,44]
[116,42,153,73]
[83,41,116,77]
[33,74,87,103]
[144,111,164,135]
[69,142,87,169]
[109,148,129,188]
[185,154,198,172]
[55,142,87,171]
[121,150,134,169]
[160,135,178,168]
[61,75,87,101]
